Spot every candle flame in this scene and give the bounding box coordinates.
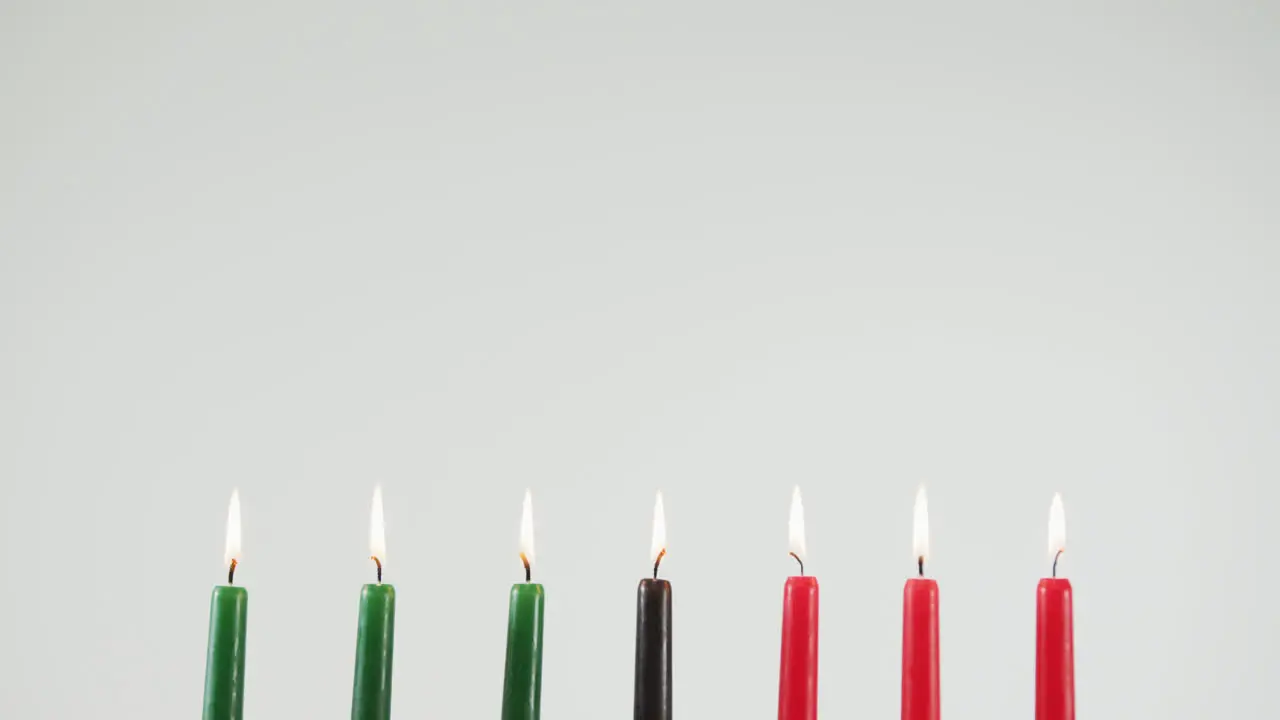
[650,491,667,569]
[789,486,807,563]
[913,486,929,562]
[223,488,241,568]
[1048,492,1066,564]
[369,485,386,566]
[519,489,535,570]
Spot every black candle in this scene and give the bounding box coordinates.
[634,492,672,720]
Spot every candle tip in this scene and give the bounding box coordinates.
[789,551,805,576]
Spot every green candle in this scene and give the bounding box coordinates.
[352,486,396,720]
[203,490,247,720]
[352,584,395,719]
[502,491,545,720]
[502,583,545,720]
[204,586,248,720]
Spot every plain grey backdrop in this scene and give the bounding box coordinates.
[2,1,1277,718]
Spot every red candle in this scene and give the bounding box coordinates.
[1036,494,1074,720]
[901,487,939,720]
[778,487,818,720]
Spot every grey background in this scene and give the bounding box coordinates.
[2,1,1277,718]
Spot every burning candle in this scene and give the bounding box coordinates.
[502,491,546,720]
[352,486,396,720]
[1036,493,1074,720]
[778,487,818,720]
[634,491,672,720]
[203,489,248,720]
[901,487,940,720]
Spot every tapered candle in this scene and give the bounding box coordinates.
[352,485,396,720]
[1036,494,1075,720]
[203,489,248,720]
[634,491,672,720]
[778,487,818,720]
[502,490,546,720]
[902,487,940,720]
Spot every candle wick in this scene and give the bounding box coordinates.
[917,556,924,578]
[371,555,383,584]
[227,558,237,585]
[789,551,805,576]
[520,552,531,583]
[1052,549,1063,578]
[653,548,666,579]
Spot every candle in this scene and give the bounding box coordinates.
[352,485,396,720]
[502,490,546,720]
[778,487,818,720]
[1036,493,1074,720]
[634,491,672,720]
[901,487,940,720]
[203,489,248,720]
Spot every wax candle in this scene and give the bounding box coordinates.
[901,487,940,720]
[634,492,672,720]
[1036,494,1074,720]
[352,486,396,720]
[778,487,818,720]
[502,490,545,720]
[203,490,248,720]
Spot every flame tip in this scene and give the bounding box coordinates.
[519,491,536,569]
[1047,492,1067,568]
[788,487,807,561]
[223,488,243,568]
[912,484,930,561]
[650,492,668,566]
